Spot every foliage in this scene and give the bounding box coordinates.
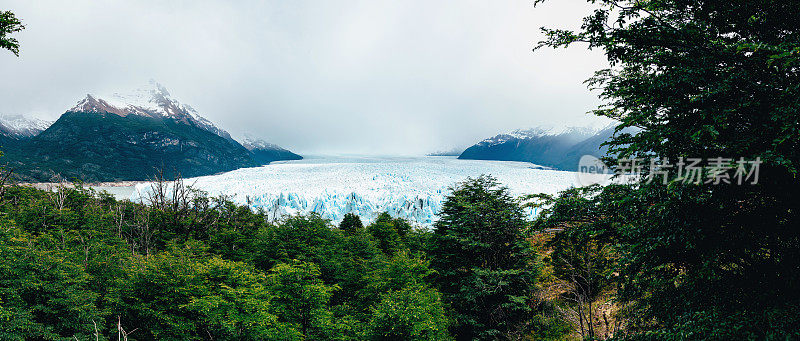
[367,284,451,341]
[0,10,25,56]
[266,261,338,339]
[338,213,363,234]
[536,0,800,338]
[0,219,101,340]
[429,175,541,340]
[109,242,295,340]
[367,212,403,256]
[0,181,458,339]
[529,185,628,339]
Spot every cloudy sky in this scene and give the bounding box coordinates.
[1,0,609,155]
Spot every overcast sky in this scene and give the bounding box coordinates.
[0,0,610,155]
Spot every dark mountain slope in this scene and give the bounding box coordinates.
[458,125,620,171]
[11,112,253,182]
[241,136,302,164]
[2,83,301,182]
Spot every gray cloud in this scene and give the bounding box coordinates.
[0,0,610,155]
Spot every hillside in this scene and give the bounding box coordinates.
[2,83,301,182]
[459,125,617,170]
[241,136,303,164]
[0,114,51,140]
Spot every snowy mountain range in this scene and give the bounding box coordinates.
[241,135,303,164]
[1,82,300,182]
[70,81,233,141]
[474,126,600,148]
[0,114,52,140]
[459,124,619,171]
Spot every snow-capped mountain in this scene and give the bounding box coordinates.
[241,135,303,164]
[475,126,601,148]
[0,114,52,139]
[69,80,233,141]
[4,82,301,182]
[241,136,288,151]
[459,124,618,171]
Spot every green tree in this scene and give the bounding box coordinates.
[367,213,402,256]
[537,0,800,337]
[360,252,451,340]
[529,186,624,339]
[252,214,347,285]
[429,176,540,339]
[367,285,451,341]
[0,182,447,340]
[109,242,294,340]
[330,226,381,316]
[266,261,338,339]
[391,216,412,242]
[0,10,24,56]
[364,252,432,295]
[339,213,364,234]
[0,219,101,340]
[186,258,300,340]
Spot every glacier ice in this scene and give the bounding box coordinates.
[130,156,610,227]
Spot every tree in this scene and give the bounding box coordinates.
[0,218,101,340]
[428,176,540,339]
[266,260,338,339]
[109,242,294,340]
[252,214,347,285]
[187,258,300,340]
[339,213,364,234]
[529,186,626,339]
[367,212,403,256]
[367,285,451,341]
[330,225,381,315]
[391,216,412,242]
[0,180,454,339]
[0,11,24,56]
[536,0,800,337]
[360,252,451,340]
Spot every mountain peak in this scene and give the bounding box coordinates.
[241,135,289,152]
[460,122,620,170]
[240,134,303,164]
[477,125,603,147]
[68,82,232,140]
[0,114,53,139]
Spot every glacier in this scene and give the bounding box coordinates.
[130,156,609,227]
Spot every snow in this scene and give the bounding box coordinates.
[477,125,611,147]
[0,114,53,137]
[68,80,232,139]
[130,156,610,227]
[240,135,289,151]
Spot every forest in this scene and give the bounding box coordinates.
[3,0,800,339]
[0,174,569,340]
[1,160,796,340]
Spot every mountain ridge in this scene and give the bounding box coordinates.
[1,83,301,182]
[458,124,619,171]
[69,81,233,141]
[241,135,303,164]
[0,114,52,140]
